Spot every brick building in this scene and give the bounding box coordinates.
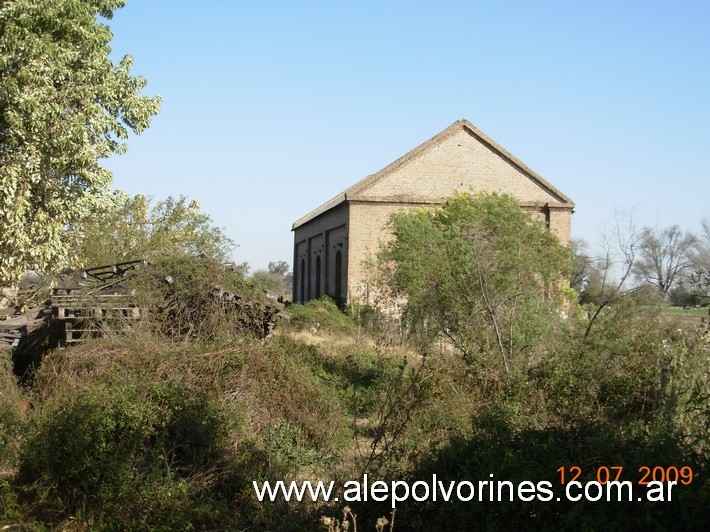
[292,119,574,305]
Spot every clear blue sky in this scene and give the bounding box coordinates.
[103,0,710,271]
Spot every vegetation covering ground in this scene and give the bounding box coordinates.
[1,233,708,530]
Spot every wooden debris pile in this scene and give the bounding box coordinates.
[1,282,53,368]
[0,307,50,352]
[208,285,291,339]
[51,289,141,346]
[49,260,146,346]
[2,258,291,361]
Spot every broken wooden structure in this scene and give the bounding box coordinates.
[51,289,141,345]
[0,308,49,352]
[49,260,146,346]
[208,285,291,339]
[1,258,291,365]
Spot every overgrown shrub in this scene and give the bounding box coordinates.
[11,328,375,528]
[358,298,707,530]
[17,379,238,528]
[0,357,26,526]
[396,415,707,530]
[374,192,570,375]
[0,358,24,470]
[130,254,261,341]
[288,296,358,336]
[238,336,351,461]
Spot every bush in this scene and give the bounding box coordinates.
[0,358,26,526]
[397,416,707,530]
[11,328,365,528]
[130,254,261,341]
[374,192,570,375]
[288,296,358,336]
[0,358,24,470]
[17,379,236,528]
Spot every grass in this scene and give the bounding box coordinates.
[665,305,709,316]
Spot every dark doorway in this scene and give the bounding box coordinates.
[334,250,342,305]
[315,255,321,299]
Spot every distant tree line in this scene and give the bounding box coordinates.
[572,217,710,309]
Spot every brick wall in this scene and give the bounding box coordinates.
[293,203,349,303]
[357,128,565,205]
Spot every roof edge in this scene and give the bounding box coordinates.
[293,121,467,230]
[292,119,575,230]
[459,120,575,207]
[292,193,346,230]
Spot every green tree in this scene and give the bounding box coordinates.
[376,192,569,374]
[73,192,235,265]
[250,261,292,297]
[0,0,161,283]
[268,260,289,277]
[686,268,710,308]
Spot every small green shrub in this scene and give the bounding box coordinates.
[288,297,358,336]
[242,336,351,455]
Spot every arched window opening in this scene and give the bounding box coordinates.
[315,255,321,299]
[300,259,305,303]
[334,250,342,305]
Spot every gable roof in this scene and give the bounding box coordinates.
[292,119,575,230]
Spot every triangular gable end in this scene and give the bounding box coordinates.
[292,119,574,229]
[349,120,574,207]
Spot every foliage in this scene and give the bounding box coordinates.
[288,296,359,336]
[399,416,707,530]
[18,383,231,528]
[73,192,235,266]
[241,335,351,458]
[690,218,710,272]
[683,219,710,306]
[0,358,25,470]
[357,354,431,475]
[321,506,397,532]
[268,260,290,277]
[570,238,592,298]
[662,318,710,456]
[358,305,709,530]
[130,254,258,341]
[541,301,667,425]
[0,0,161,283]
[577,211,644,337]
[686,268,710,306]
[5,322,387,529]
[1,226,708,529]
[376,192,569,374]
